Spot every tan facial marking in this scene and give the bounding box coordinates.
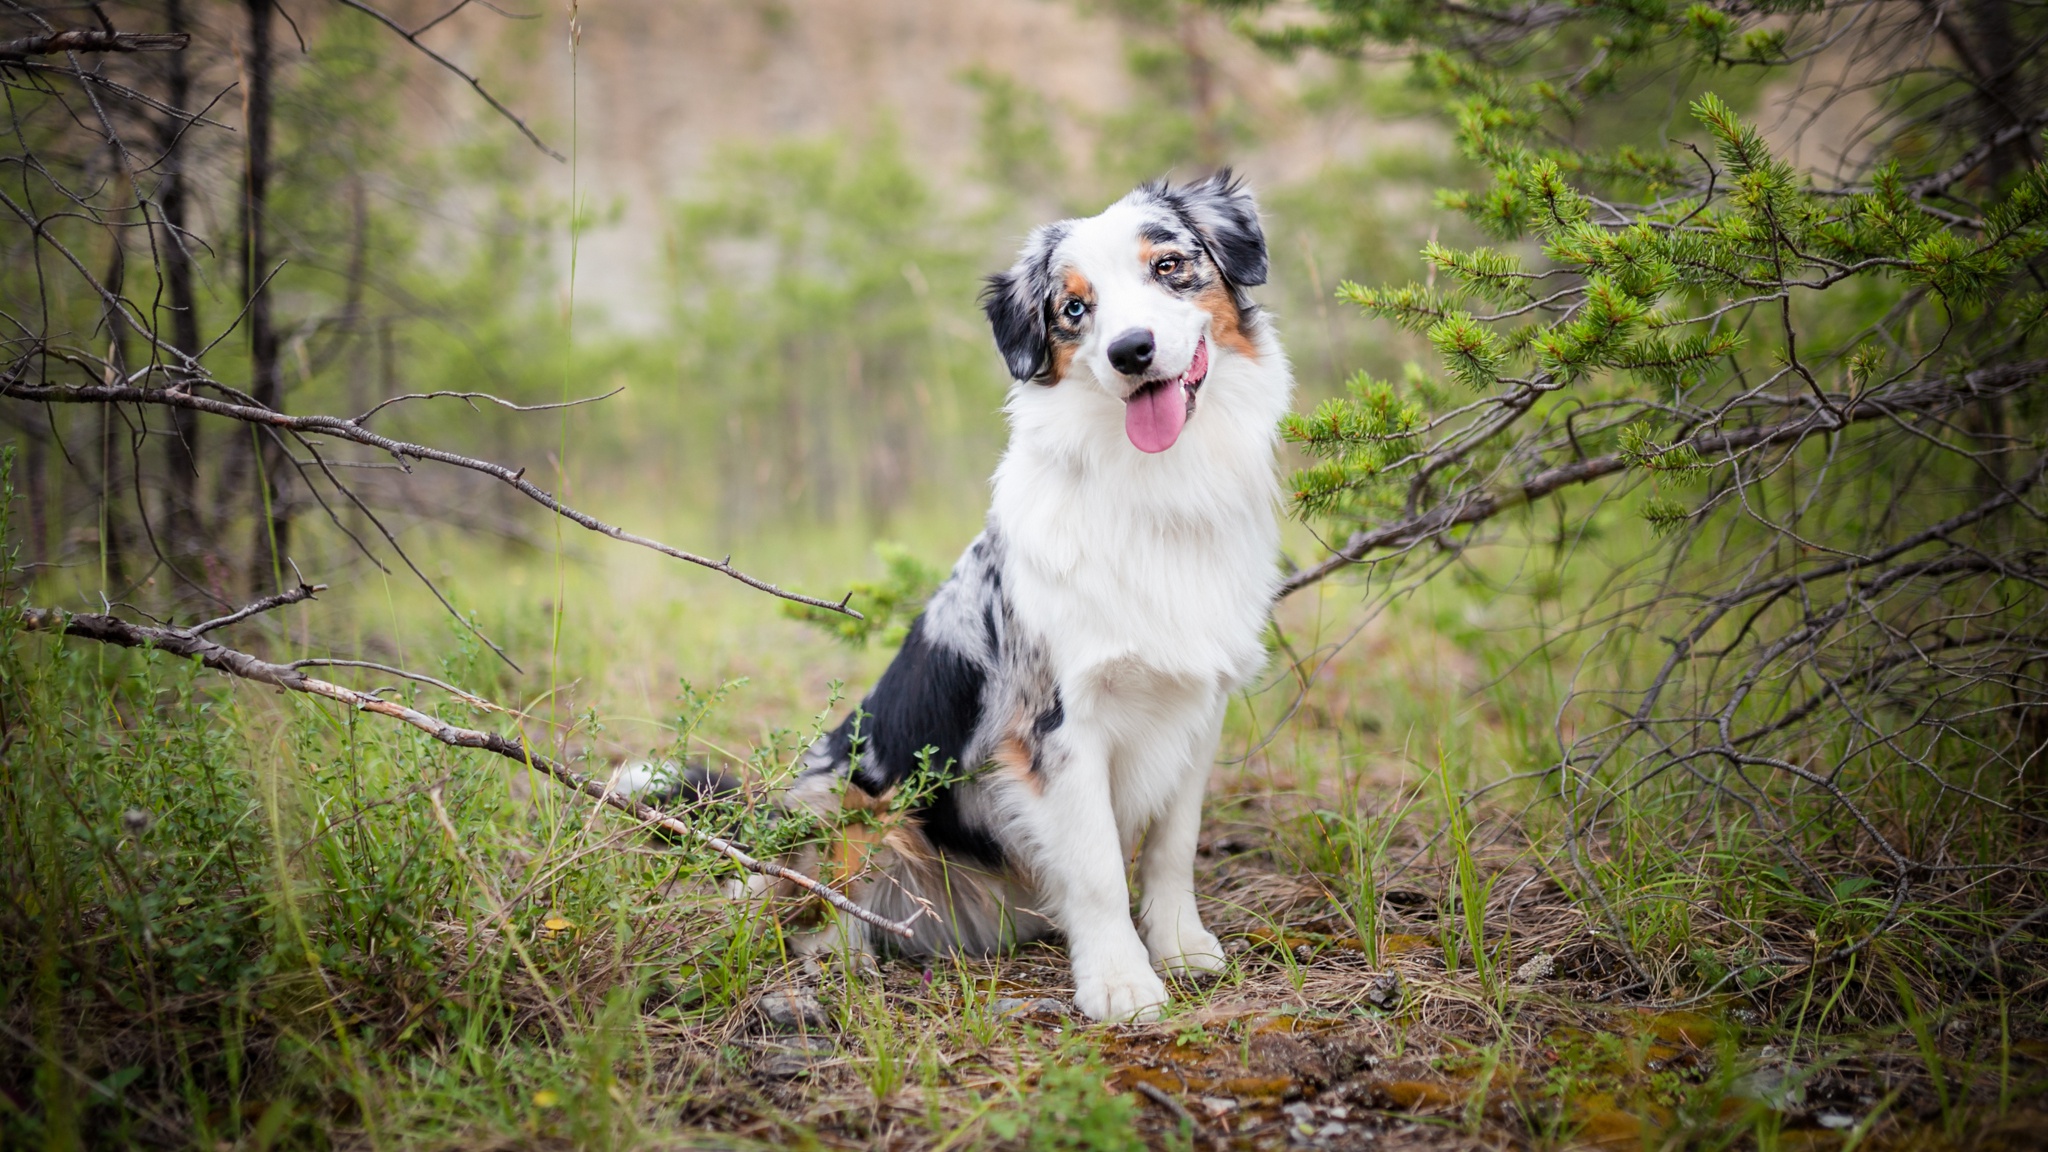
[1047,269,1093,385]
[1196,279,1259,360]
[1048,339,1078,383]
[1063,268,1093,303]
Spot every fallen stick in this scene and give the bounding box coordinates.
[18,600,919,940]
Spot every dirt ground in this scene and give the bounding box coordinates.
[630,806,2048,1151]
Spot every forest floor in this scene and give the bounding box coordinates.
[617,794,2048,1151]
[9,526,2047,1150]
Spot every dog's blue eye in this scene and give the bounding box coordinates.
[1062,298,1087,320]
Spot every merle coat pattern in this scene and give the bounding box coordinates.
[774,172,1293,1022]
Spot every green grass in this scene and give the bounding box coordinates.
[5,478,2045,1150]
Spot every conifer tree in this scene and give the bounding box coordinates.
[1233,0,2048,984]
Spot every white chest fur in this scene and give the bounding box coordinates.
[989,339,1291,695]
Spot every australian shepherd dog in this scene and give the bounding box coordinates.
[667,172,1292,1022]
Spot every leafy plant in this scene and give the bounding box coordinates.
[986,1051,1144,1152]
[784,542,946,648]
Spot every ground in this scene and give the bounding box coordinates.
[610,794,2048,1151]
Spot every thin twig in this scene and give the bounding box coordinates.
[187,581,324,636]
[1280,359,2048,597]
[352,385,623,425]
[327,0,565,162]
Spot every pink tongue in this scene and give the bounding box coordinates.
[1125,379,1187,453]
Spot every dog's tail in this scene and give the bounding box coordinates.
[608,759,742,807]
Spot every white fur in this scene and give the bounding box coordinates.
[983,196,1291,1020]
[708,180,1295,1023]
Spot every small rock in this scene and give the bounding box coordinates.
[1282,1102,1315,1124]
[991,996,1071,1021]
[1729,1065,1804,1112]
[754,1034,835,1079]
[1514,952,1556,983]
[1361,971,1402,1011]
[756,1052,820,1080]
[1316,1122,1348,1138]
[758,989,830,1033]
[1198,1096,1237,1118]
[1816,1112,1856,1130]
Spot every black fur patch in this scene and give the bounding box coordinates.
[917,785,1007,867]
[830,614,1004,865]
[1034,689,1064,737]
[1144,169,1268,294]
[980,222,1068,384]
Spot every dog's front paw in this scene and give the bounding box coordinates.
[1073,963,1169,1023]
[1150,928,1227,978]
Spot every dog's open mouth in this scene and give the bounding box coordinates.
[1123,337,1208,454]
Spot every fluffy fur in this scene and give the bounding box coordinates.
[735,172,1291,1022]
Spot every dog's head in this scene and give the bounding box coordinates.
[980,171,1269,454]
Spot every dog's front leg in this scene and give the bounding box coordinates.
[1136,734,1225,976]
[1027,732,1169,1022]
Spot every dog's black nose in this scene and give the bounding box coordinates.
[1107,328,1155,376]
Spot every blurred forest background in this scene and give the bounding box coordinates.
[4,0,2045,1147]
[7,0,1466,723]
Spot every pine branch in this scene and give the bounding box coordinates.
[1279,358,2048,597]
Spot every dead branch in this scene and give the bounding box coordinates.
[0,377,862,618]
[16,601,920,941]
[0,30,190,58]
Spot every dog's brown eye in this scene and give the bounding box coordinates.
[1153,256,1181,276]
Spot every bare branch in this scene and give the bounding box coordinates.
[187,580,324,635]
[0,30,190,58]
[352,386,624,425]
[0,378,864,618]
[17,605,921,941]
[327,0,565,162]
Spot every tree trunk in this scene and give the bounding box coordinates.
[159,0,206,566]
[99,230,131,591]
[242,0,287,592]
[1968,0,2038,187]
[1179,7,1223,169]
[1962,0,2037,501]
[20,414,48,571]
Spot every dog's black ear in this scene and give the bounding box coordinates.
[1171,169,1268,288]
[981,268,1046,382]
[980,222,1066,383]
